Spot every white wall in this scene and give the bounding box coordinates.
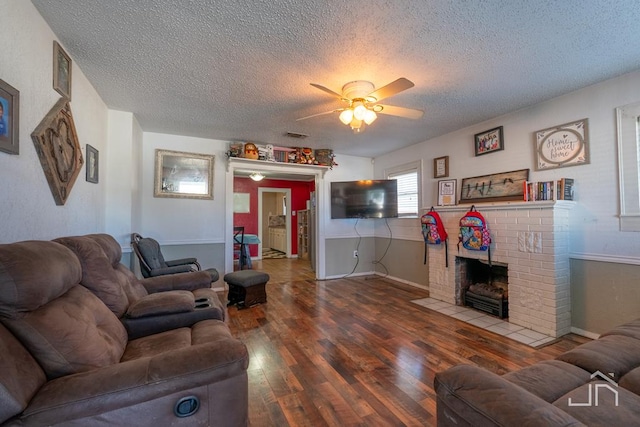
[140,132,228,245]
[375,70,640,265]
[0,1,108,242]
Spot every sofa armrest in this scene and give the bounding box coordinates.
[20,336,249,425]
[141,270,212,293]
[126,291,195,318]
[434,365,584,427]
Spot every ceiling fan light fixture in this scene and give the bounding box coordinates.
[353,102,367,121]
[363,109,377,125]
[339,109,354,125]
[250,172,264,181]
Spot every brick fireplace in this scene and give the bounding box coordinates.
[426,201,574,338]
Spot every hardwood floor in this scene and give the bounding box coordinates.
[227,258,590,427]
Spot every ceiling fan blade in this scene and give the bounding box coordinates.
[376,104,424,119]
[296,109,343,121]
[367,78,415,102]
[310,83,343,99]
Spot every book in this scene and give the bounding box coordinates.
[524,178,574,201]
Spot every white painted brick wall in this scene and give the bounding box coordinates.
[426,201,574,337]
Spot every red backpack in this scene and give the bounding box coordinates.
[458,205,492,265]
[421,207,448,267]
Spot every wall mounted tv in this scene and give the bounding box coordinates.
[330,180,398,219]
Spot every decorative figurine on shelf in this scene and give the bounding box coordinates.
[265,144,275,162]
[297,147,317,165]
[244,142,259,160]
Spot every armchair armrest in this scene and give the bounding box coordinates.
[21,335,249,425]
[141,270,212,294]
[165,257,200,269]
[434,365,583,427]
[148,264,194,277]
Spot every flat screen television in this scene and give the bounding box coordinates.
[330,180,398,219]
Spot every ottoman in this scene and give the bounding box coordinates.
[224,270,270,309]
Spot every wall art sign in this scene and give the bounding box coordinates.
[534,118,589,170]
[31,99,84,205]
[434,155,449,178]
[460,169,529,204]
[438,179,457,206]
[0,79,19,155]
[474,126,504,156]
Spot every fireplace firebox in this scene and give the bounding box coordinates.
[457,257,508,319]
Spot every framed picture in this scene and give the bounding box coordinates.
[434,156,449,178]
[86,144,99,183]
[0,79,19,155]
[53,41,72,100]
[459,168,529,204]
[154,149,215,200]
[438,179,457,206]
[474,126,504,156]
[534,118,589,170]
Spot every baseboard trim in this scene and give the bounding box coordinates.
[373,272,429,291]
[570,326,600,340]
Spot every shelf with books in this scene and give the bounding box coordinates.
[524,178,574,201]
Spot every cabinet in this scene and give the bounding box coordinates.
[268,228,287,253]
[297,209,309,260]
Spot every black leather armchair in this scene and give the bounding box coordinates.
[131,233,218,281]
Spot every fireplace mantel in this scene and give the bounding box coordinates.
[425,201,574,337]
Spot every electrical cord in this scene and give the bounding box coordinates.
[372,218,392,278]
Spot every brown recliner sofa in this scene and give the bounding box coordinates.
[434,319,640,426]
[0,239,249,426]
[54,234,226,339]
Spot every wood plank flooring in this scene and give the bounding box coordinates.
[226,258,590,427]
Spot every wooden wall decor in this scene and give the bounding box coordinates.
[31,99,84,205]
[459,168,529,204]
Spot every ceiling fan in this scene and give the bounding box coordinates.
[297,78,423,133]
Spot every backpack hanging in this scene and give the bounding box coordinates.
[421,207,448,267]
[458,205,492,265]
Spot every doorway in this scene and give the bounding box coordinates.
[258,188,291,258]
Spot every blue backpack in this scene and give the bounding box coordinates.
[421,207,448,267]
[458,205,492,265]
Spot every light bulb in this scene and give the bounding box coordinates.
[350,119,364,133]
[339,109,354,125]
[353,102,367,121]
[363,109,377,125]
[250,172,264,181]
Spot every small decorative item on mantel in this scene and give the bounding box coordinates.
[226,142,243,158]
[315,149,337,168]
[243,142,259,160]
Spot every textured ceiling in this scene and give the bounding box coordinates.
[32,0,640,158]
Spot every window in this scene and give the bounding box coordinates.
[616,102,640,231]
[387,161,421,218]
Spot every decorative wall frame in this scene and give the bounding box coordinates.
[474,126,504,156]
[0,79,19,155]
[31,99,84,205]
[86,144,99,183]
[154,149,215,200]
[460,168,529,204]
[53,41,72,100]
[434,155,449,178]
[534,118,589,170]
[438,179,457,206]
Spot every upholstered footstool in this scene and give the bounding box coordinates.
[224,270,270,309]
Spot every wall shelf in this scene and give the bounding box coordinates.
[227,157,329,176]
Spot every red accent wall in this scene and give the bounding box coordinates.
[233,177,314,256]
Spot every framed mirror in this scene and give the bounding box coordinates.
[154,149,215,199]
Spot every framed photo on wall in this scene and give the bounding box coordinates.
[474,126,504,156]
[434,155,449,178]
[86,144,99,183]
[0,79,19,155]
[53,41,72,100]
[154,149,215,200]
[437,179,457,206]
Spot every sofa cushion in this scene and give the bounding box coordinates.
[619,366,640,396]
[600,318,640,341]
[0,241,81,318]
[503,360,591,403]
[3,285,127,379]
[0,323,46,424]
[554,381,640,425]
[556,335,640,380]
[126,290,195,319]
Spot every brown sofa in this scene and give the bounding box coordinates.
[435,319,640,426]
[0,239,249,426]
[54,233,227,339]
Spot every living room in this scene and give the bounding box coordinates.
[2,1,640,425]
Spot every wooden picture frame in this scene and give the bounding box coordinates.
[459,168,529,204]
[0,79,19,155]
[53,41,72,100]
[434,156,449,178]
[474,126,504,156]
[437,179,457,206]
[154,149,215,200]
[534,118,589,170]
[86,144,99,183]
